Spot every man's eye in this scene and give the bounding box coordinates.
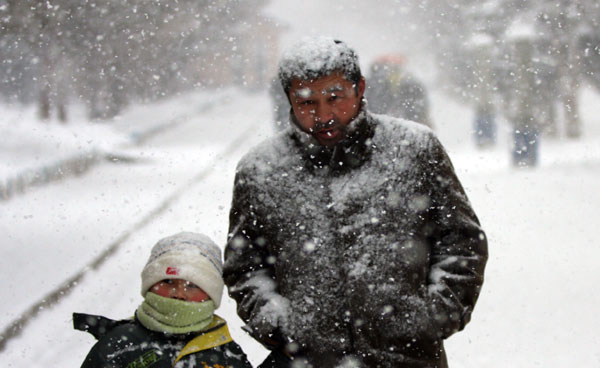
[299,100,314,106]
[163,279,174,285]
[328,95,340,102]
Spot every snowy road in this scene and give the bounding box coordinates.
[0,90,273,365]
[2,88,600,367]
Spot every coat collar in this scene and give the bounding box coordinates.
[174,315,232,363]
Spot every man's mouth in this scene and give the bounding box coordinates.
[316,128,339,140]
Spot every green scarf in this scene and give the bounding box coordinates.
[136,292,215,334]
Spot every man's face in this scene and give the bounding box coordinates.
[150,278,210,303]
[288,71,365,147]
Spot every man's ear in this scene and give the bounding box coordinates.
[357,77,366,98]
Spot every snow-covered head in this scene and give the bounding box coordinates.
[141,232,224,307]
[278,36,363,95]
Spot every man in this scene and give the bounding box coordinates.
[224,37,488,368]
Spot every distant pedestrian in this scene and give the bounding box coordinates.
[366,54,433,129]
[473,103,497,148]
[505,38,542,167]
[269,76,291,132]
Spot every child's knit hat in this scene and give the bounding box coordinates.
[141,232,224,307]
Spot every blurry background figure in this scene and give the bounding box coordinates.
[366,54,434,129]
[501,26,543,167]
[466,34,498,148]
[579,32,600,93]
[532,56,560,138]
[473,102,497,148]
[269,77,290,132]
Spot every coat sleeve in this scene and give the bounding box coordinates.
[73,313,117,368]
[419,132,488,340]
[223,167,290,349]
[79,344,110,368]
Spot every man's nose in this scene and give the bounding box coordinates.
[314,104,333,123]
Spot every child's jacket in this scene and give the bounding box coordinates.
[74,313,252,368]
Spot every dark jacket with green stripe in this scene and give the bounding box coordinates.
[74,313,252,368]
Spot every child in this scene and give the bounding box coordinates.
[74,232,253,368]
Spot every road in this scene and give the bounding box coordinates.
[0,89,273,366]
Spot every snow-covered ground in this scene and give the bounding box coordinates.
[0,88,275,366]
[1,84,599,367]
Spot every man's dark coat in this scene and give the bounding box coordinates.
[224,110,488,368]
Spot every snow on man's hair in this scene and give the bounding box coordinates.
[278,36,362,94]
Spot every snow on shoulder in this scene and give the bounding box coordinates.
[235,132,298,176]
[372,112,435,149]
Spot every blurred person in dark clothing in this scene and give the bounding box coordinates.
[366,54,433,129]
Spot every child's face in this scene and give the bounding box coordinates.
[150,279,210,303]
